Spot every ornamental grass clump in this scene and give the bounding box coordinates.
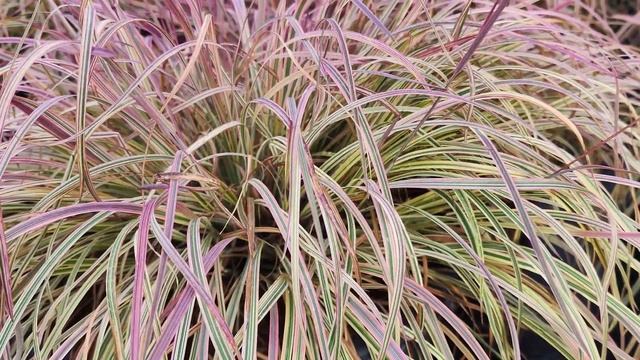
[1,0,640,359]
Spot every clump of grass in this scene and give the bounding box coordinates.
[1,0,640,359]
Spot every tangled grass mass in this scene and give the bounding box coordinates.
[2,0,640,359]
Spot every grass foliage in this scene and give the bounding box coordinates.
[1,0,640,359]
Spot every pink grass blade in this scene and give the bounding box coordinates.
[144,151,185,349]
[147,237,234,360]
[131,198,157,360]
[76,2,101,201]
[350,0,394,39]
[5,202,143,242]
[268,306,280,360]
[449,0,509,81]
[148,216,239,358]
[474,129,599,359]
